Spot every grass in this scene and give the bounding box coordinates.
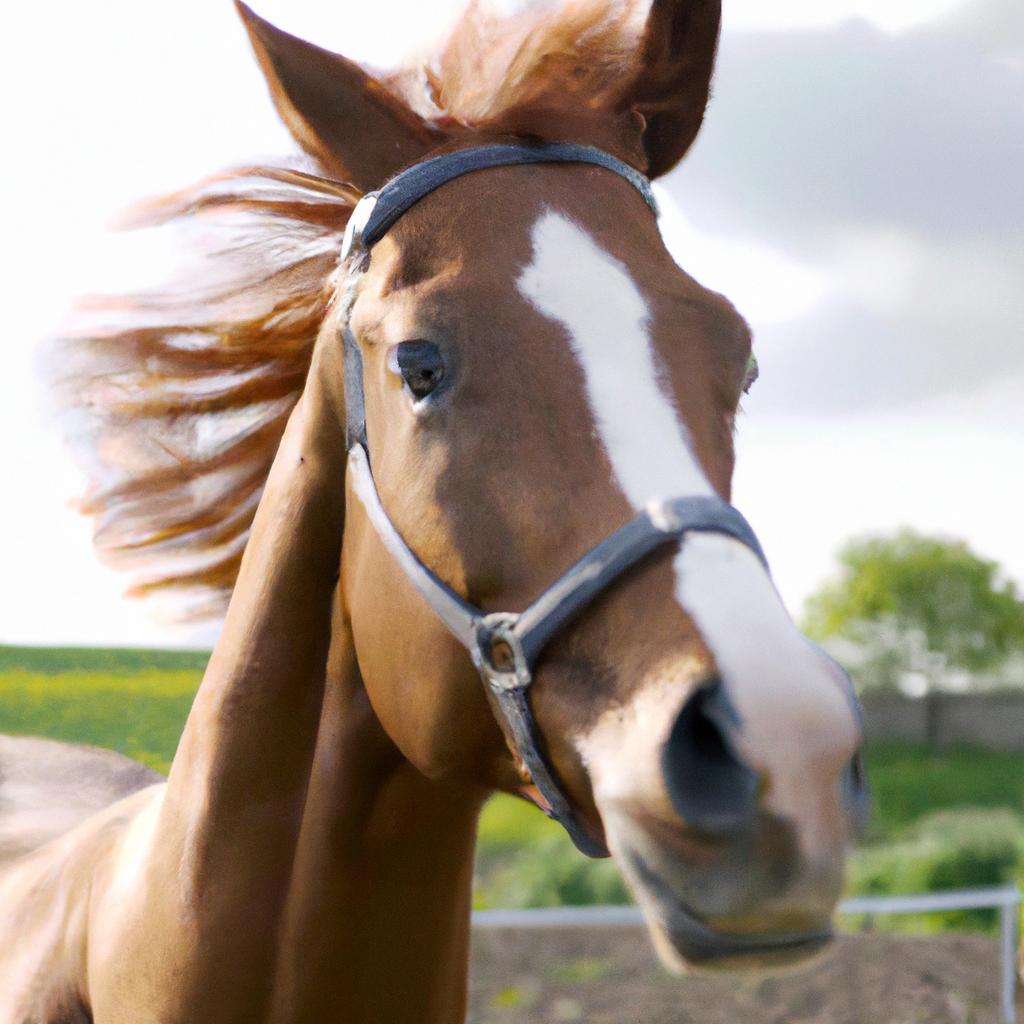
[863,742,1024,842]
[0,663,203,774]
[6,646,1024,929]
[0,644,210,675]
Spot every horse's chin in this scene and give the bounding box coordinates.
[604,808,845,976]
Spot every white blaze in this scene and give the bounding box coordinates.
[517,210,712,504]
[518,210,858,849]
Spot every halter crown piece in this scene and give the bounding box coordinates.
[342,143,767,858]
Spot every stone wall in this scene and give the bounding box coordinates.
[860,692,1024,750]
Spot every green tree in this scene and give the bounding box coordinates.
[805,530,1024,674]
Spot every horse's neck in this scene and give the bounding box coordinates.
[81,347,482,1022]
[271,610,485,1023]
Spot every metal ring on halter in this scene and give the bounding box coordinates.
[340,192,379,260]
[340,143,770,859]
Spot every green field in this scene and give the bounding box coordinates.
[0,645,211,675]
[863,742,1024,840]
[4,646,1024,927]
[0,644,209,774]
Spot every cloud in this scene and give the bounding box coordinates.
[668,21,1024,245]
[653,185,832,327]
[724,0,972,35]
[933,0,1024,58]
[743,284,1024,415]
[728,228,1024,414]
[661,5,1024,412]
[909,373,1024,429]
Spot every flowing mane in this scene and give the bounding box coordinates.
[45,168,358,618]
[45,0,657,618]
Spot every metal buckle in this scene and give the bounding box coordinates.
[340,192,380,260]
[475,613,531,693]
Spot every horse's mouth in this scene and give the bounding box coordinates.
[627,844,839,973]
[656,901,833,971]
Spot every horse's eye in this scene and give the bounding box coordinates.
[395,341,445,400]
[742,353,759,395]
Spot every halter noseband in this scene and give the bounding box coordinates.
[342,143,767,858]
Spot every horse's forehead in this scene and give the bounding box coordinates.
[358,162,655,299]
[353,171,745,396]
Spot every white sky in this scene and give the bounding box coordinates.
[3,0,1016,649]
[251,0,978,58]
[723,0,970,33]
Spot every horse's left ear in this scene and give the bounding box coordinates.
[236,3,443,191]
[617,0,721,178]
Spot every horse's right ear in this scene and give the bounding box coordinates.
[236,3,443,191]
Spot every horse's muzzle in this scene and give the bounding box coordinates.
[603,676,865,973]
[661,679,869,842]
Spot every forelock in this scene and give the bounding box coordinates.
[381,0,649,126]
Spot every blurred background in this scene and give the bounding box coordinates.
[1,0,1023,942]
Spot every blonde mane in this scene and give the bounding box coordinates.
[47,0,651,617]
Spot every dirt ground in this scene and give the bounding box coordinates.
[469,927,1018,1024]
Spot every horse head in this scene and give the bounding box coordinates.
[231,0,867,970]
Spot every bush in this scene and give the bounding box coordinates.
[474,834,633,910]
[474,793,633,909]
[848,808,1024,932]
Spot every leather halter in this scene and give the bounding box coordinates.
[341,143,768,858]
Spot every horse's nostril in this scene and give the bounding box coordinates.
[662,682,761,836]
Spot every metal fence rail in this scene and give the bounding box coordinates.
[473,884,1023,1024]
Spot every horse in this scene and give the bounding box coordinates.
[0,1,866,1020]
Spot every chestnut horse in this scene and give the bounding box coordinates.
[0,1,865,1020]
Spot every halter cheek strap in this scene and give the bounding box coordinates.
[341,143,768,859]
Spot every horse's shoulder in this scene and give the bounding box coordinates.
[0,734,165,865]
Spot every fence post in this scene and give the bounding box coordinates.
[1001,896,1018,1024]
